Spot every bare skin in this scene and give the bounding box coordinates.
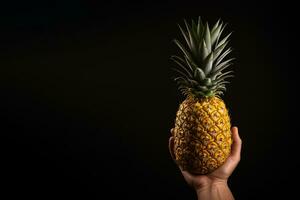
[169,127,242,200]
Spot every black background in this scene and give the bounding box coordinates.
[1,1,298,199]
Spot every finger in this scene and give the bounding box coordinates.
[168,137,176,161]
[180,169,194,180]
[230,126,242,161]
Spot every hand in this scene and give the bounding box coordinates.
[169,127,242,195]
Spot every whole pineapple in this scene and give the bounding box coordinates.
[171,17,234,174]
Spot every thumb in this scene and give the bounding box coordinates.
[169,135,176,162]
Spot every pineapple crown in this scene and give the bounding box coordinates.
[171,17,234,98]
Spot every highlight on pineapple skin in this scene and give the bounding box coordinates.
[171,17,234,174]
[173,96,232,174]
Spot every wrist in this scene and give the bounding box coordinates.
[195,178,234,200]
[195,178,228,194]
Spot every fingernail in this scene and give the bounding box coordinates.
[171,128,174,134]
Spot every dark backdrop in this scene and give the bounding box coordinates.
[1,1,298,199]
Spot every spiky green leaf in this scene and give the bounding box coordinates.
[170,57,193,78]
[213,58,235,72]
[213,41,228,61]
[204,23,212,52]
[215,48,232,66]
[184,56,197,71]
[194,68,206,81]
[196,16,203,36]
[211,19,220,32]
[173,39,194,63]
[216,32,232,49]
[201,40,209,60]
[215,23,227,45]
[184,20,197,52]
[211,21,222,46]
[204,78,212,86]
[215,71,234,80]
[172,68,191,80]
[204,52,214,75]
[177,24,191,49]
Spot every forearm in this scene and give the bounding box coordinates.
[196,181,234,200]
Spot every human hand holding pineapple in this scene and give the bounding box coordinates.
[169,17,241,199]
[169,127,241,199]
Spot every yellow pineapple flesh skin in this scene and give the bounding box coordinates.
[173,96,232,174]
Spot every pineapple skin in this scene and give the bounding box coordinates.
[173,96,232,174]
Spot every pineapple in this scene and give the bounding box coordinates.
[171,17,234,174]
